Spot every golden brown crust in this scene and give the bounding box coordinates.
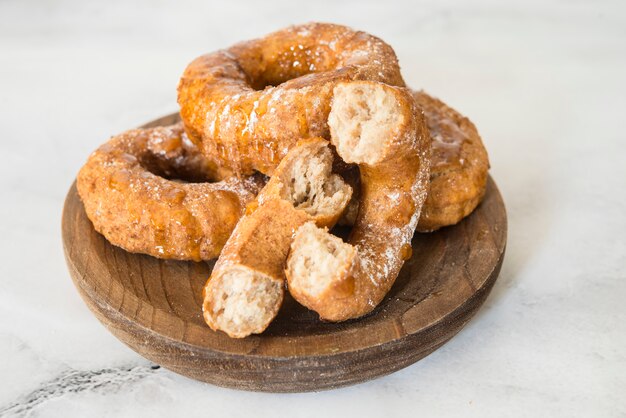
[77,123,265,261]
[286,82,431,321]
[208,199,311,287]
[177,22,405,177]
[413,91,490,231]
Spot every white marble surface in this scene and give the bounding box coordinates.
[1,0,625,416]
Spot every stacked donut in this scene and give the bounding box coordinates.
[77,23,490,338]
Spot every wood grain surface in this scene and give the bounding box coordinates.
[62,114,507,392]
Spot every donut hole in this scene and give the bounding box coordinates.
[329,82,404,165]
[278,142,352,221]
[239,60,312,91]
[287,222,356,297]
[246,62,319,91]
[204,267,283,338]
[139,131,218,183]
[140,157,213,183]
[243,43,334,90]
[247,77,277,91]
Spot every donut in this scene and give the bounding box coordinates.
[177,22,405,178]
[285,81,431,321]
[77,123,265,261]
[413,90,490,232]
[202,138,352,338]
[336,90,490,232]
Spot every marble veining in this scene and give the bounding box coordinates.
[0,365,159,417]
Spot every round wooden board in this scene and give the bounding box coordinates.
[62,113,507,392]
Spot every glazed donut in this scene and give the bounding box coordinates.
[178,22,405,177]
[413,90,490,232]
[336,90,490,231]
[77,123,265,261]
[286,81,431,321]
[202,138,352,338]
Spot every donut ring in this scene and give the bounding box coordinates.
[413,90,490,232]
[202,138,352,337]
[77,123,265,261]
[177,22,405,177]
[337,90,490,231]
[286,81,431,321]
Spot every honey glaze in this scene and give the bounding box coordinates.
[385,193,416,226]
[245,200,259,215]
[158,135,183,154]
[430,133,464,169]
[108,169,131,191]
[216,191,246,227]
[400,243,413,261]
[421,101,467,170]
[163,187,186,204]
[147,191,204,262]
